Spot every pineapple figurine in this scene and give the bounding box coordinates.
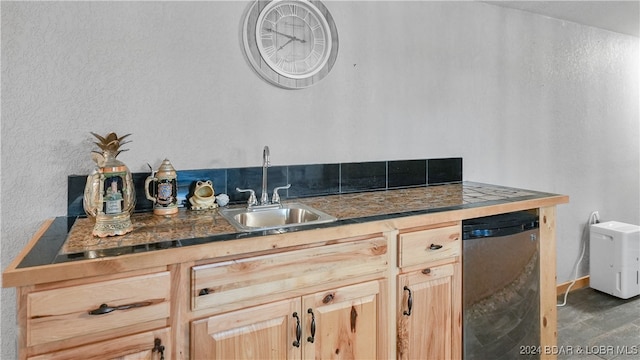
[83,132,136,237]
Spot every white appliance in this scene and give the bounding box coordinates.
[590,221,640,299]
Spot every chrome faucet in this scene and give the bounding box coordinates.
[237,145,291,209]
[260,146,270,205]
[272,184,291,204]
[236,187,257,207]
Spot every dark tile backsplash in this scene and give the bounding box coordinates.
[428,158,463,185]
[341,162,387,193]
[68,158,462,216]
[388,160,428,189]
[288,164,340,198]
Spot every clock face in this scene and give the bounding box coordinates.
[256,1,331,79]
[243,0,338,89]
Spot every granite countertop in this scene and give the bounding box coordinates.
[16,182,558,268]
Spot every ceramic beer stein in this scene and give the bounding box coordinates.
[145,159,178,215]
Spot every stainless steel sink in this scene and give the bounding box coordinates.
[219,203,337,232]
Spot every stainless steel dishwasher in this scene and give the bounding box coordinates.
[463,211,540,360]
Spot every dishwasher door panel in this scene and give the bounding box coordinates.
[463,220,540,360]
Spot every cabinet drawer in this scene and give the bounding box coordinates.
[27,271,170,347]
[398,224,461,268]
[28,327,170,360]
[192,236,388,312]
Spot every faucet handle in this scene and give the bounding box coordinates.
[272,184,291,204]
[236,188,257,207]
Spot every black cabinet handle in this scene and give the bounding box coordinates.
[292,312,302,348]
[153,338,165,360]
[307,308,316,343]
[403,286,413,316]
[88,301,152,315]
[429,243,443,250]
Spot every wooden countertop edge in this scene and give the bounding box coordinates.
[3,218,55,275]
[2,194,569,288]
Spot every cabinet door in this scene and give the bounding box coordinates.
[397,264,457,360]
[27,327,170,360]
[191,298,302,360]
[302,280,383,360]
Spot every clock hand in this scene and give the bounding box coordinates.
[277,38,294,51]
[264,28,306,43]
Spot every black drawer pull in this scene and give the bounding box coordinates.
[429,243,443,250]
[153,338,165,360]
[307,308,316,343]
[292,312,302,347]
[88,301,152,315]
[403,286,413,316]
[199,288,210,296]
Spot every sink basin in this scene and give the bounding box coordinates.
[219,203,337,232]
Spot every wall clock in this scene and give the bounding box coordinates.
[243,0,339,89]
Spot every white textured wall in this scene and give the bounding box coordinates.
[2,1,638,358]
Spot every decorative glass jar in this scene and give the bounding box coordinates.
[83,132,136,237]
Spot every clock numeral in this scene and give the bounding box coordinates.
[304,58,312,67]
[283,60,294,73]
[275,57,286,69]
[313,27,326,39]
[261,31,273,41]
[274,6,285,19]
[300,9,310,22]
[314,37,325,46]
[309,48,323,64]
[263,45,277,59]
[288,4,297,16]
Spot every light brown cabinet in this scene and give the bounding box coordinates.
[191,280,384,360]
[5,196,567,360]
[301,280,384,359]
[191,297,300,359]
[11,224,460,360]
[189,234,389,359]
[396,223,462,360]
[27,328,170,360]
[20,270,171,360]
[397,263,459,359]
[398,224,461,267]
